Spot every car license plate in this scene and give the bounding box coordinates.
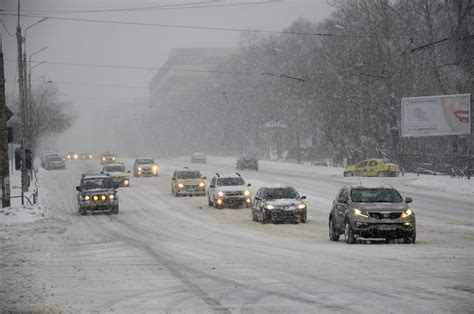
[379,225,396,231]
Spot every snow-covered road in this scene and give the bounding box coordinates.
[1,157,473,312]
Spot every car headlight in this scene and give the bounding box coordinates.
[124,179,129,185]
[354,208,369,218]
[178,183,184,188]
[109,194,115,200]
[218,191,224,197]
[84,195,90,201]
[265,204,274,211]
[93,195,99,201]
[244,190,251,196]
[138,167,142,171]
[401,208,413,218]
[152,165,159,171]
[112,157,116,161]
[101,195,107,201]
[102,157,106,161]
[199,182,205,187]
[297,203,306,210]
[74,154,78,159]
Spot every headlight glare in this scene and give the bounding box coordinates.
[109,194,114,200]
[138,167,142,171]
[298,203,306,210]
[354,208,369,218]
[266,204,274,210]
[244,190,250,196]
[401,208,413,218]
[178,183,184,188]
[199,182,205,187]
[218,191,224,197]
[84,195,90,201]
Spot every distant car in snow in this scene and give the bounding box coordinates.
[43,155,66,170]
[328,185,416,244]
[191,152,206,163]
[76,174,119,215]
[81,152,93,160]
[344,159,400,177]
[102,162,130,187]
[100,152,117,165]
[252,185,307,224]
[133,158,159,177]
[207,173,252,209]
[236,156,258,171]
[66,152,80,161]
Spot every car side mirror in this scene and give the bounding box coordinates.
[300,196,306,199]
[202,176,207,180]
[405,197,413,204]
[209,184,214,188]
[247,183,251,187]
[76,186,81,191]
[337,197,347,203]
[255,196,262,201]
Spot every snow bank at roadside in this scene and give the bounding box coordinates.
[207,156,474,196]
[0,204,45,225]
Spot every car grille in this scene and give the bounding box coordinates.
[225,191,244,197]
[272,210,297,218]
[185,185,199,190]
[369,212,402,219]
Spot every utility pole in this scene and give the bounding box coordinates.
[16,0,27,204]
[1,27,11,207]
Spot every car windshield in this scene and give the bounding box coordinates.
[351,188,403,203]
[82,178,113,190]
[264,187,299,199]
[194,153,205,157]
[49,157,63,162]
[176,171,201,179]
[104,165,124,172]
[217,177,245,186]
[137,159,154,164]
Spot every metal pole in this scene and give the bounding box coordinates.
[16,0,26,205]
[0,28,11,207]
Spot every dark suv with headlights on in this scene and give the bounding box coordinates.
[76,174,119,215]
[252,185,307,223]
[329,185,416,244]
[133,158,159,177]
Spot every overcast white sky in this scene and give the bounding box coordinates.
[1,0,333,107]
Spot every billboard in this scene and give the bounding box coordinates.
[401,94,471,137]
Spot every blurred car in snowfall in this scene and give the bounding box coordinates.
[328,185,416,244]
[102,162,130,187]
[42,154,66,170]
[133,158,159,177]
[171,168,206,196]
[252,185,307,224]
[236,156,258,171]
[40,152,61,168]
[190,152,207,163]
[100,151,117,165]
[207,173,252,209]
[81,152,93,160]
[66,152,80,161]
[344,159,400,177]
[76,174,119,215]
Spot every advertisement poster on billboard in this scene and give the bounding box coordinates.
[401,94,471,137]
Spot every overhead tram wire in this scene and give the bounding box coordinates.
[0,13,446,41]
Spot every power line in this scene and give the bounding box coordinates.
[0,19,15,37]
[0,1,277,15]
[0,12,444,40]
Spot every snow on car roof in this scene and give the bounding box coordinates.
[104,162,124,167]
[260,184,294,189]
[83,174,110,179]
[350,184,395,189]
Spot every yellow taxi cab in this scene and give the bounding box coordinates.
[344,159,400,177]
[171,168,206,196]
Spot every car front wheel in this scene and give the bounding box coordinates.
[344,220,355,244]
[404,229,416,244]
[329,218,340,241]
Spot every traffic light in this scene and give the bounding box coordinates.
[25,149,33,170]
[15,148,22,170]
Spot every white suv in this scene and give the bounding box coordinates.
[207,173,252,209]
